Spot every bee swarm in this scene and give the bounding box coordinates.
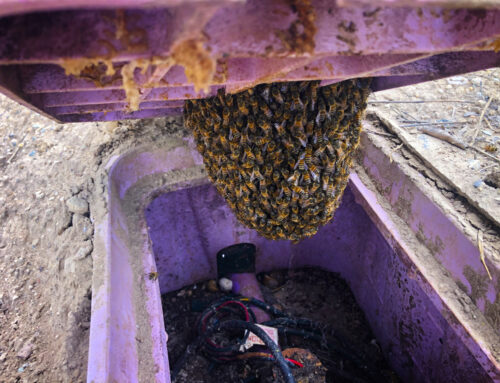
[184,79,371,242]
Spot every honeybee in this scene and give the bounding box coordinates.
[292,184,303,195]
[247,115,256,133]
[255,208,266,218]
[249,96,258,111]
[230,148,241,161]
[484,144,497,152]
[295,152,306,171]
[230,125,241,140]
[275,226,285,238]
[264,163,273,177]
[222,107,230,125]
[314,145,325,158]
[273,171,280,183]
[325,143,335,157]
[288,169,301,184]
[254,135,270,146]
[316,98,326,124]
[252,166,263,180]
[242,194,250,204]
[280,168,290,180]
[219,135,229,149]
[240,129,249,145]
[148,271,159,281]
[283,109,292,121]
[309,164,319,182]
[237,96,249,115]
[322,174,329,191]
[281,183,292,198]
[259,101,273,118]
[255,151,264,165]
[290,213,300,223]
[291,90,303,110]
[278,209,289,221]
[258,117,271,133]
[322,86,332,98]
[305,121,314,137]
[274,121,286,136]
[310,181,320,194]
[261,86,270,102]
[302,171,311,185]
[296,133,307,148]
[325,158,335,173]
[282,138,294,152]
[245,179,257,192]
[196,143,205,154]
[304,146,313,165]
[310,82,318,100]
[326,181,335,196]
[261,187,269,199]
[241,159,254,169]
[267,141,277,153]
[244,146,255,160]
[271,87,284,104]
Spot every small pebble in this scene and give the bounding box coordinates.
[17,343,33,360]
[468,159,481,170]
[262,274,279,289]
[17,362,29,373]
[218,277,233,293]
[66,196,89,215]
[471,77,481,85]
[206,280,218,292]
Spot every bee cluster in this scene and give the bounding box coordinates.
[184,79,371,242]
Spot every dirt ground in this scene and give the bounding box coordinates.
[369,68,500,227]
[0,69,498,382]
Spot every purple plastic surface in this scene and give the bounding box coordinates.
[0,1,499,122]
[88,136,499,383]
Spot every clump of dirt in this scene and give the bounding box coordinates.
[162,267,399,383]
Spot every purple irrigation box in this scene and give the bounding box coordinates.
[0,0,499,122]
[89,132,500,383]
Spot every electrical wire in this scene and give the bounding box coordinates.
[171,295,385,383]
[209,320,295,383]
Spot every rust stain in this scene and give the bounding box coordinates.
[120,59,149,112]
[488,38,500,52]
[275,0,317,55]
[171,39,216,94]
[114,10,149,54]
[213,58,228,85]
[325,61,334,75]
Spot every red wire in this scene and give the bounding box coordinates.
[285,358,304,368]
[201,300,251,349]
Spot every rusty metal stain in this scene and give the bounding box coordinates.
[275,0,317,55]
[171,39,215,94]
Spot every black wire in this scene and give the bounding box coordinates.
[209,320,296,383]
